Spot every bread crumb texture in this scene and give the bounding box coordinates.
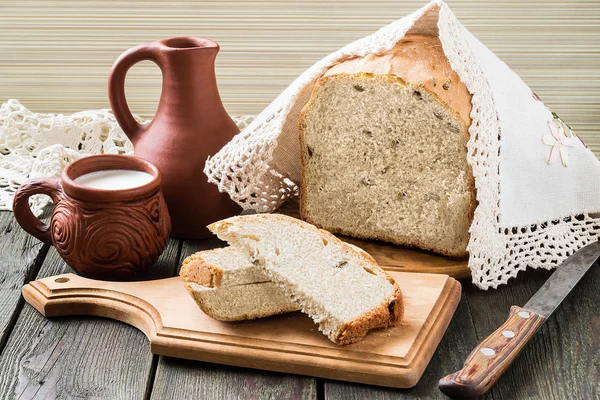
[299,74,475,256]
[184,281,298,321]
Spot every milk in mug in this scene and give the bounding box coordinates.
[74,169,154,190]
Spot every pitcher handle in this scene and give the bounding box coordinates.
[108,43,162,144]
[12,178,62,244]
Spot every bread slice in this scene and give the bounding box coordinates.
[185,281,298,321]
[208,214,403,345]
[181,246,268,288]
[181,241,375,288]
[299,34,475,257]
[181,243,375,321]
[181,246,298,321]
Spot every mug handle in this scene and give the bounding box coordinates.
[12,178,62,244]
[108,43,162,145]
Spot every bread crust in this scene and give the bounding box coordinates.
[180,250,225,287]
[298,35,477,258]
[323,34,472,127]
[333,233,404,345]
[209,214,404,345]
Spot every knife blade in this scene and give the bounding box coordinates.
[439,240,600,399]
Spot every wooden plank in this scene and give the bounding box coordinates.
[465,266,600,399]
[0,237,180,400]
[151,357,317,400]
[0,211,49,352]
[148,237,318,400]
[324,290,486,399]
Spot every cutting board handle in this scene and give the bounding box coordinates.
[21,273,163,339]
[438,306,546,398]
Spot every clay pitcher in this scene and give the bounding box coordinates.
[108,36,241,238]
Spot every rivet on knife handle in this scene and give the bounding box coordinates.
[438,306,546,398]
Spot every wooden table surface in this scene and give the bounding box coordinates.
[0,210,598,399]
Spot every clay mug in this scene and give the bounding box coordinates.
[12,155,171,280]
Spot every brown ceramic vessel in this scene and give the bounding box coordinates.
[108,36,242,239]
[12,155,171,280]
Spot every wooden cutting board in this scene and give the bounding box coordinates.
[279,201,471,279]
[22,271,461,388]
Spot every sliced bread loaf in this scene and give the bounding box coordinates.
[299,34,475,257]
[208,214,403,345]
[181,246,298,321]
[181,243,375,321]
[181,241,375,288]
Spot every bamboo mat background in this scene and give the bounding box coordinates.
[0,0,598,156]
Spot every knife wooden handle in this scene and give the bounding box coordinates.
[439,305,546,398]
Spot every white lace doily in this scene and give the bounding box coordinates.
[0,99,254,216]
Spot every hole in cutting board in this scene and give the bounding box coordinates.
[55,277,70,283]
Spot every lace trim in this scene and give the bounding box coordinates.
[439,6,600,289]
[0,99,254,216]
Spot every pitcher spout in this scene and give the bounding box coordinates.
[159,36,219,52]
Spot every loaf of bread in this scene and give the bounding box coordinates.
[181,243,377,322]
[208,214,403,345]
[299,34,475,257]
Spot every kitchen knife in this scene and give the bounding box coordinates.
[439,240,600,399]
